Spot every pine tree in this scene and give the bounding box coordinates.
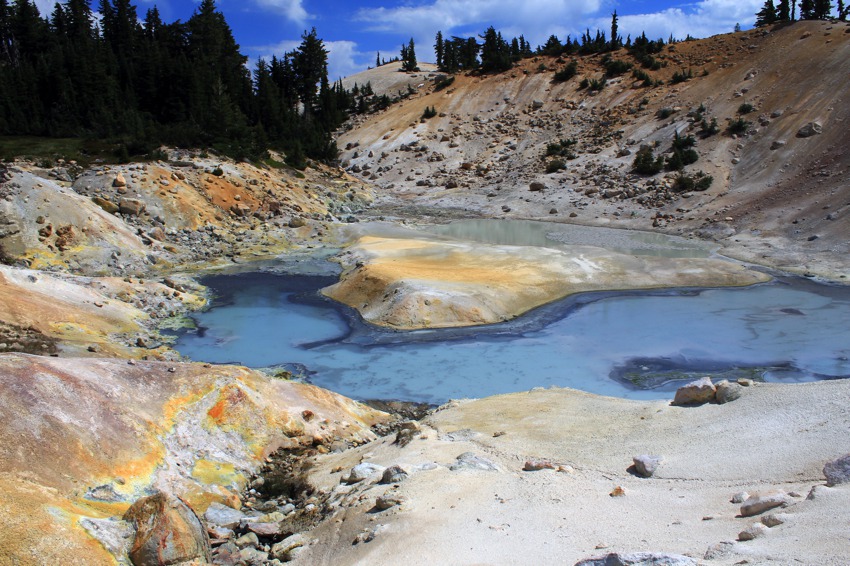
[434,31,443,69]
[610,11,620,50]
[813,0,833,17]
[375,51,380,67]
[291,27,327,113]
[756,0,778,25]
[401,37,417,72]
[800,0,815,17]
[839,0,848,19]
[777,0,791,19]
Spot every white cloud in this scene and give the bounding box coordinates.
[356,0,603,36]
[596,0,765,42]
[253,0,310,24]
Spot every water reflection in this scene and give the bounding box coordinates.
[175,272,850,404]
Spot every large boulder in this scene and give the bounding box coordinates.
[740,490,790,517]
[118,198,146,216]
[824,454,850,486]
[672,377,716,406]
[123,491,211,566]
[796,121,822,138]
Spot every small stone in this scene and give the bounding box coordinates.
[234,532,259,549]
[270,533,306,561]
[375,494,404,510]
[523,459,557,471]
[343,463,385,484]
[762,513,787,527]
[380,465,409,484]
[737,378,754,387]
[113,174,127,187]
[824,454,850,486]
[529,181,546,192]
[672,377,716,405]
[715,380,744,404]
[731,491,749,504]
[738,523,768,541]
[770,140,786,150]
[797,121,823,138]
[740,490,790,517]
[248,522,284,537]
[449,452,498,472]
[609,486,626,497]
[633,455,662,478]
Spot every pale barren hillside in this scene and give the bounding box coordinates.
[339,20,850,279]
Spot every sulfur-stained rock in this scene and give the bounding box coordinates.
[119,198,146,216]
[672,377,716,406]
[92,196,120,214]
[123,491,211,566]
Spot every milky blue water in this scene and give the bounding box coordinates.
[174,272,850,404]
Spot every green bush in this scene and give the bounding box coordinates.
[546,159,566,173]
[603,57,633,77]
[434,75,455,91]
[632,145,664,175]
[737,103,755,114]
[553,61,578,83]
[727,117,750,135]
[422,106,437,119]
[671,68,693,84]
[700,117,719,136]
[545,138,577,158]
[672,171,713,192]
[657,107,674,120]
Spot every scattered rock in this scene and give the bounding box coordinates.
[247,521,284,537]
[394,420,422,447]
[122,491,211,566]
[92,196,119,214]
[529,181,546,192]
[234,531,259,549]
[289,217,307,228]
[633,455,662,478]
[118,198,146,216]
[343,462,385,484]
[609,486,626,497]
[738,522,769,541]
[380,465,409,484]
[672,377,716,406]
[113,174,127,187]
[715,380,744,404]
[770,140,786,150]
[375,494,404,510]
[270,533,307,561]
[823,453,850,486]
[797,121,823,138]
[576,552,696,565]
[204,502,246,530]
[449,452,498,472]
[523,459,557,471]
[762,513,787,527]
[740,490,790,517]
[731,491,749,504]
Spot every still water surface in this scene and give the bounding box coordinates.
[174,271,850,404]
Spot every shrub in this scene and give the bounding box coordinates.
[578,77,590,90]
[632,145,664,175]
[545,138,577,158]
[665,133,699,171]
[657,107,674,120]
[422,106,437,119]
[672,171,713,192]
[434,75,455,91]
[553,61,578,83]
[700,117,719,136]
[737,103,755,114]
[671,68,693,84]
[727,117,750,135]
[588,76,607,91]
[546,159,566,173]
[603,57,633,77]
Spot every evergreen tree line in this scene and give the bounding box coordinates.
[0,0,364,163]
[756,0,847,26]
[431,13,670,75]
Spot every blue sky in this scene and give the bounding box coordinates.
[35,0,766,80]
